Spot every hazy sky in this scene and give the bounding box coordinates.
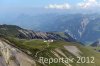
[0,0,100,13]
[0,0,81,7]
[0,0,99,8]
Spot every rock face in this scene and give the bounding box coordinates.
[18,30,75,42]
[91,40,100,47]
[0,25,75,42]
[64,46,82,57]
[0,40,36,66]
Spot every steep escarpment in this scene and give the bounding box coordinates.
[0,39,35,66]
[91,40,100,47]
[90,40,100,52]
[0,24,75,42]
[18,30,75,42]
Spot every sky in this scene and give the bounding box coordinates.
[0,0,100,13]
[0,0,81,7]
[0,0,99,8]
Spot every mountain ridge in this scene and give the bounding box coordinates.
[0,24,76,42]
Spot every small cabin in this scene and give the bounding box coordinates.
[48,40,54,42]
[44,39,54,43]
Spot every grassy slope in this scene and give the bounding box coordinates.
[0,25,22,37]
[2,37,100,66]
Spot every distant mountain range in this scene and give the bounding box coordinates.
[1,13,100,43]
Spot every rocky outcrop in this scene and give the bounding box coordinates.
[18,30,75,42]
[0,40,36,66]
[91,40,100,47]
[0,25,75,42]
